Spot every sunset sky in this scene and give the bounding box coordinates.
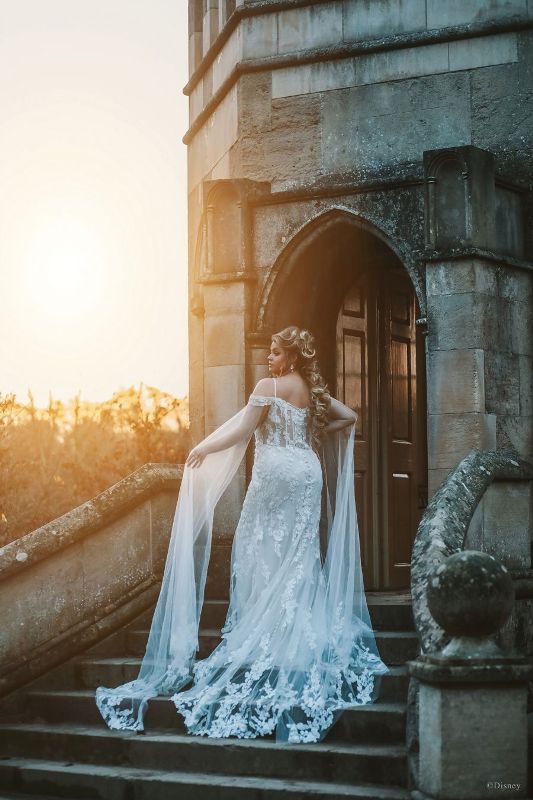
[0,1,189,406]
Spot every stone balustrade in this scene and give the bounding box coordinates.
[0,463,182,699]
[408,449,533,798]
[409,550,532,799]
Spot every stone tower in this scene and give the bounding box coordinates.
[185,1,533,591]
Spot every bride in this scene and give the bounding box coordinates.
[95,326,389,743]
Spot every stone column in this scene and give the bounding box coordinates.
[197,180,269,597]
[188,0,203,74]
[203,0,219,54]
[409,550,532,800]
[423,146,532,500]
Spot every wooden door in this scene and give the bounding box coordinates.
[335,263,427,589]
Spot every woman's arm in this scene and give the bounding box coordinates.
[186,382,273,468]
[186,404,267,467]
[323,396,358,434]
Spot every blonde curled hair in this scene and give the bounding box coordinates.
[271,325,330,449]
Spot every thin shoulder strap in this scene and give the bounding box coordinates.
[272,376,277,397]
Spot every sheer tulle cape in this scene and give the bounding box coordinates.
[95,396,388,736]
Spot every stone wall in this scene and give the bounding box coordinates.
[0,464,181,697]
[186,1,533,442]
[427,258,533,494]
[186,1,533,551]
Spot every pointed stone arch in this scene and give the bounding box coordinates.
[254,207,425,338]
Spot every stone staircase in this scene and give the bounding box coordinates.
[0,591,416,799]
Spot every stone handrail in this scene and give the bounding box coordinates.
[407,448,533,792]
[0,463,182,698]
[411,448,533,656]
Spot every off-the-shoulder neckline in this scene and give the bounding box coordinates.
[251,394,309,413]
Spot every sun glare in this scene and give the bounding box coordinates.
[22,217,107,316]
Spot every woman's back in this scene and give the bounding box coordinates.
[272,373,310,409]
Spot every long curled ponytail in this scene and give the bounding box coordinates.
[271,326,330,449]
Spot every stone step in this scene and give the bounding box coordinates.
[0,724,408,787]
[73,657,409,704]
[124,628,419,664]
[83,595,415,662]
[132,596,415,633]
[0,758,410,799]
[0,794,70,800]
[25,690,406,744]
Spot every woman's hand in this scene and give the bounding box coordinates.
[186,444,208,469]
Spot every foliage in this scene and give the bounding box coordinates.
[0,384,190,548]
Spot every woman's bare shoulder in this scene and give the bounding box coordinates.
[252,377,276,398]
[276,374,310,406]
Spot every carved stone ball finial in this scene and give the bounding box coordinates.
[426,550,515,659]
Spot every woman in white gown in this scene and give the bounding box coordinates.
[95,326,389,743]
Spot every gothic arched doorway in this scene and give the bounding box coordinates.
[258,211,427,590]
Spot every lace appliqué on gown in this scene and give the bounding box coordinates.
[171,394,389,743]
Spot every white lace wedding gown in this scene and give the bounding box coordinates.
[95,379,389,743]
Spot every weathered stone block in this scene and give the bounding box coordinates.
[427,349,486,414]
[204,364,246,429]
[519,355,533,416]
[481,481,532,569]
[213,26,242,94]
[271,58,358,99]
[426,260,498,296]
[189,85,238,190]
[484,350,520,416]
[427,0,527,29]
[0,544,84,668]
[204,312,246,367]
[82,506,152,610]
[189,81,203,123]
[211,150,231,181]
[277,3,343,54]
[517,30,533,92]
[202,7,219,54]
[419,683,528,798]
[262,94,321,189]
[496,267,533,302]
[470,60,520,102]
[449,32,518,72]
[427,293,512,352]
[311,58,358,95]
[497,415,533,461]
[189,31,202,77]
[322,72,471,172]
[494,186,525,259]
[511,300,533,355]
[203,282,248,316]
[272,65,313,99]
[343,0,426,41]
[356,42,449,86]
[242,14,277,59]
[471,87,533,187]
[428,412,497,469]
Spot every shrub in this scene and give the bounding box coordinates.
[0,384,190,547]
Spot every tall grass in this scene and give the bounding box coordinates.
[0,384,190,548]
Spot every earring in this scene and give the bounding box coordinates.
[290,364,295,372]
